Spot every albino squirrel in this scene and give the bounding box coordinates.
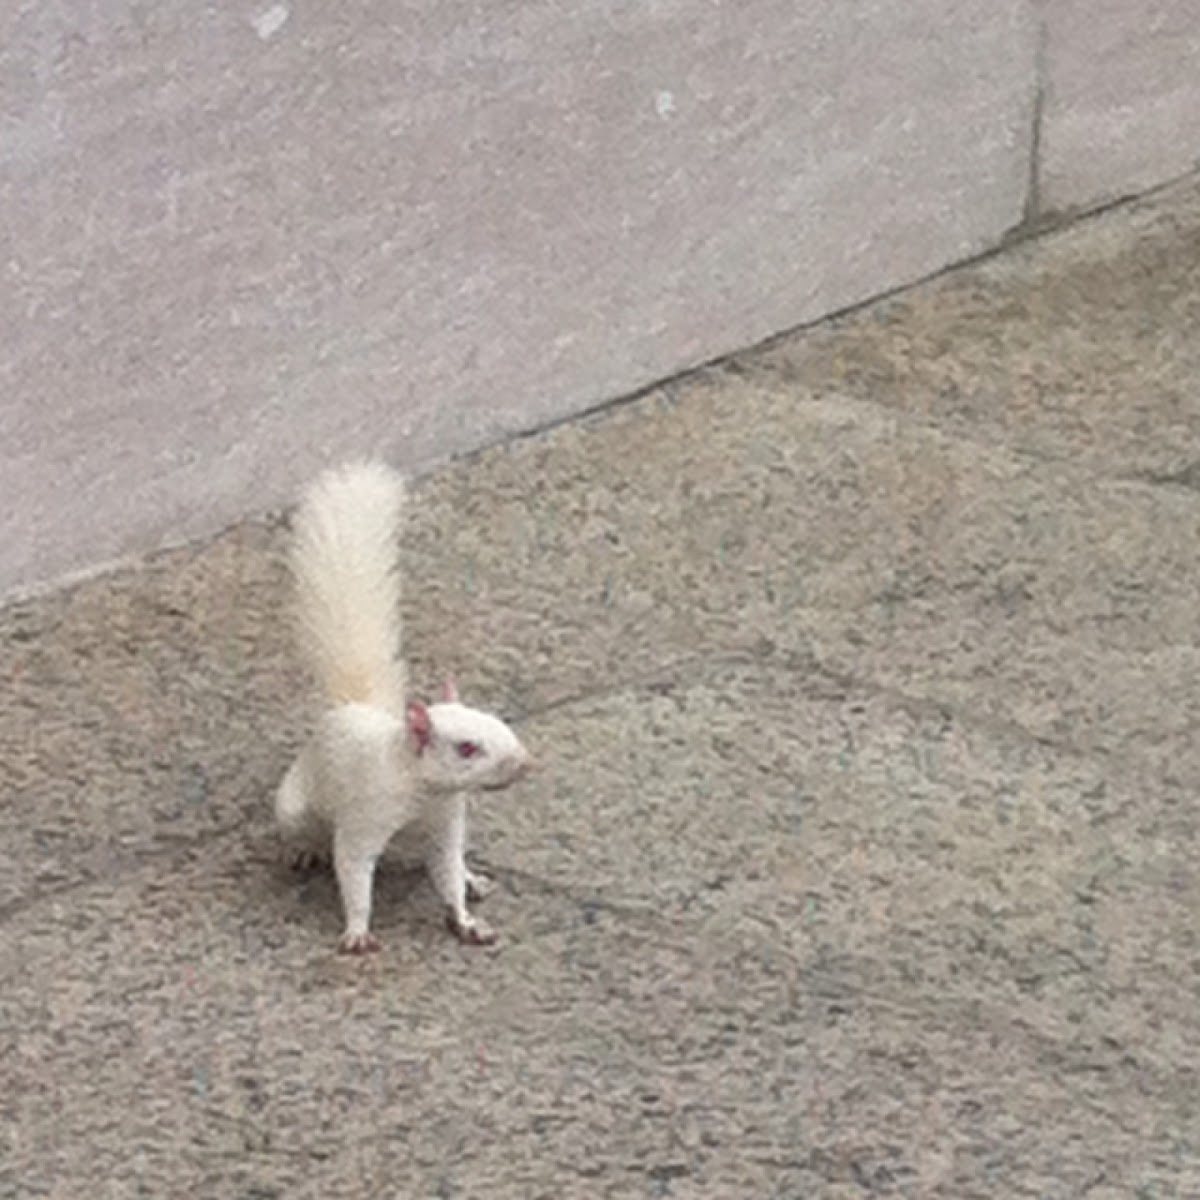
[274,462,533,953]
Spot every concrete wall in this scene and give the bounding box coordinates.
[1041,1,1200,212]
[3,1,1199,598]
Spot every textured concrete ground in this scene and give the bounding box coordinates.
[4,177,1200,1198]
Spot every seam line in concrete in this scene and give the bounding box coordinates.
[460,173,1200,472]
[1024,0,1048,227]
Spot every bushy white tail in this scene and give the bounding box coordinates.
[289,462,407,713]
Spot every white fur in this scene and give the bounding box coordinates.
[276,463,531,952]
[289,461,407,713]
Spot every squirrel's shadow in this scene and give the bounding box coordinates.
[274,831,446,943]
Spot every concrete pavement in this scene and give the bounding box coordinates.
[3,176,1199,1197]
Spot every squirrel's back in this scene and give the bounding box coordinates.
[289,461,407,713]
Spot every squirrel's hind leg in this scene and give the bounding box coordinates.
[275,759,330,870]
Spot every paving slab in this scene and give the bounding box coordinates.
[3,176,1200,1198]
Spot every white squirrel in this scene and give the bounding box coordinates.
[274,462,533,954]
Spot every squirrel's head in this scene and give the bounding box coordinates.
[406,679,533,793]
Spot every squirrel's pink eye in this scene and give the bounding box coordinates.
[456,741,480,759]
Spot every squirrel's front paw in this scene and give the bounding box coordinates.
[447,913,498,946]
[338,931,382,955]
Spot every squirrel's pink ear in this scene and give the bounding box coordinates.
[440,677,459,703]
[406,701,433,751]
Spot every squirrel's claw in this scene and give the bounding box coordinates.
[447,913,498,946]
[338,931,382,955]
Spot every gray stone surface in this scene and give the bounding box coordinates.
[1040,0,1200,213]
[4,175,1200,1197]
[1,0,1034,597]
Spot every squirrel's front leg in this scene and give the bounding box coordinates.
[426,795,496,946]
